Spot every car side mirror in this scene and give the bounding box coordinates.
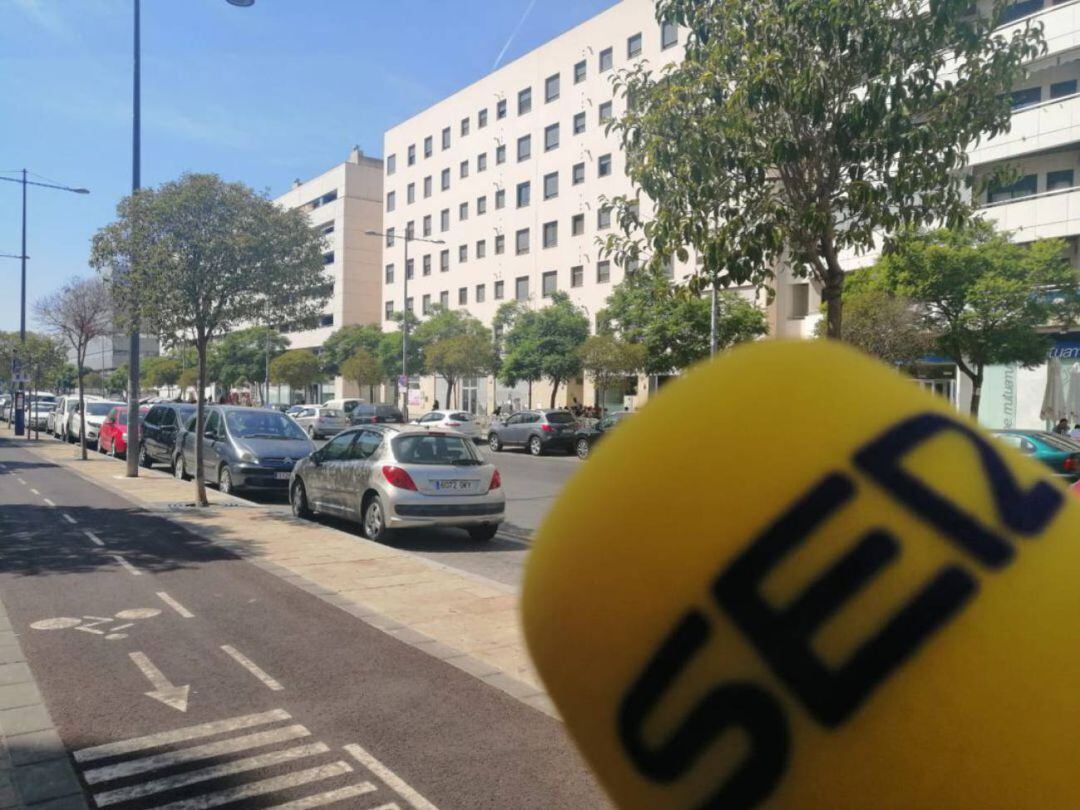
[311,452,322,466]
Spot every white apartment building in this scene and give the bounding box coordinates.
[381,0,687,414]
[274,147,384,403]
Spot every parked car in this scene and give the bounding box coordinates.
[285,405,307,416]
[139,402,198,469]
[26,400,56,432]
[411,410,482,441]
[3,393,57,424]
[69,400,124,446]
[488,409,578,456]
[290,425,504,541]
[0,395,11,421]
[98,405,149,458]
[323,398,365,419]
[574,410,632,459]
[52,395,104,439]
[174,405,316,494]
[992,429,1080,480]
[292,405,349,439]
[349,403,405,425]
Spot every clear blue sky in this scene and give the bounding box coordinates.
[0,0,617,333]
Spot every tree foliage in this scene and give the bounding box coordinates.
[605,0,1043,338]
[498,293,589,407]
[0,331,68,391]
[814,285,931,368]
[414,307,493,405]
[270,349,322,393]
[142,356,182,389]
[341,348,383,402]
[209,327,289,390]
[322,324,383,377]
[107,364,129,397]
[579,334,647,408]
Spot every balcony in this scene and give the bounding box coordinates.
[997,0,1080,66]
[981,185,1080,238]
[969,93,1080,165]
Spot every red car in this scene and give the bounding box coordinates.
[98,406,148,458]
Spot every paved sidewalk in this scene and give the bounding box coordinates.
[20,439,552,718]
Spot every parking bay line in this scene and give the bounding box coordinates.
[144,763,365,810]
[42,497,55,507]
[28,487,38,494]
[83,530,105,546]
[157,591,194,618]
[222,644,284,691]
[345,743,439,810]
[61,513,77,525]
[109,554,141,576]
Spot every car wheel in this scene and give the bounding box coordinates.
[291,480,312,519]
[576,438,590,460]
[139,443,153,469]
[529,435,543,456]
[219,465,234,495]
[468,525,499,542]
[174,454,190,481]
[488,433,502,452]
[362,495,390,541]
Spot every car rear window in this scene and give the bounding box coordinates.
[376,406,404,420]
[1035,432,1080,451]
[545,411,575,424]
[87,402,122,416]
[449,412,472,421]
[392,434,481,464]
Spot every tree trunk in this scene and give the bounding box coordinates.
[968,368,984,419]
[820,234,846,339]
[527,380,533,409]
[549,378,560,409]
[194,337,209,507]
[446,377,455,409]
[77,345,87,461]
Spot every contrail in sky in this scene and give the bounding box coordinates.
[493,0,539,70]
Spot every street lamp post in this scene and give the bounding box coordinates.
[125,0,254,476]
[0,171,89,436]
[365,229,444,421]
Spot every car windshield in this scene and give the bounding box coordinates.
[546,411,575,424]
[225,410,308,440]
[177,406,197,422]
[113,410,128,424]
[88,402,120,416]
[393,434,483,465]
[32,403,55,411]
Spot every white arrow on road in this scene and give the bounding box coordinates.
[129,652,190,712]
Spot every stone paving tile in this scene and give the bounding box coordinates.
[0,668,31,689]
[12,759,82,805]
[0,706,52,738]
[0,650,23,668]
[6,729,65,767]
[0,684,42,712]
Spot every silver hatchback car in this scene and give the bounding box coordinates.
[289,425,505,541]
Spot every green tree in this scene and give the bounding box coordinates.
[54,363,78,393]
[91,173,329,503]
[142,356,182,389]
[341,348,383,403]
[874,221,1080,416]
[210,327,289,397]
[177,368,198,399]
[600,269,767,374]
[270,349,322,396]
[377,314,424,406]
[322,324,383,377]
[499,294,589,408]
[579,334,646,411]
[0,331,68,392]
[414,307,491,405]
[107,364,129,397]
[813,285,931,368]
[604,0,1043,338]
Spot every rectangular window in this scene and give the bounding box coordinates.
[424,135,433,158]
[422,294,432,315]
[988,173,1038,203]
[661,20,678,49]
[790,283,810,319]
[543,220,558,248]
[574,59,586,84]
[517,134,532,162]
[406,183,415,204]
[572,162,585,185]
[544,123,560,151]
[572,213,584,235]
[598,206,612,229]
[387,154,396,175]
[516,228,530,255]
[628,32,642,58]
[496,144,506,164]
[1010,86,1042,109]
[406,258,414,279]
[461,117,470,136]
[477,152,488,172]
[385,263,395,283]
[476,283,486,303]
[544,171,559,200]
[515,276,530,301]
[517,181,531,208]
[1047,169,1075,191]
[1000,0,1043,24]
[441,126,451,150]
[546,73,560,102]
[598,153,612,177]
[495,234,505,254]
[440,249,450,272]
[386,191,396,212]
[405,220,415,239]
[385,228,395,247]
[440,290,449,309]
[495,189,506,209]
[599,47,613,72]
[571,265,584,287]
[440,209,450,231]
[385,301,394,320]
[323,251,335,265]
[477,239,487,258]
[405,296,414,313]
[441,168,450,190]
[423,176,432,198]
[542,270,558,297]
[1051,79,1078,99]
[495,280,505,300]
[599,101,613,123]
[497,99,507,119]
[459,202,468,221]
[477,195,487,215]
[597,260,611,283]
[459,244,468,263]
[423,215,432,236]
[518,87,532,115]
[460,159,469,178]
[423,254,432,275]
[478,108,488,128]
[573,112,586,134]
[407,144,416,166]
[459,287,468,305]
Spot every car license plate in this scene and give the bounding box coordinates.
[434,480,473,491]
[275,472,291,480]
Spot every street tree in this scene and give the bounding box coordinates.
[874,221,1080,416]
[91,173,329,504]
[177,368,198,400]
[210,326,289,396]
[499,294,589,408]
[34,277,113,459]
[378,311,424,406]
[55,363,78,394]
[141,356,182,390]
[599,268,767,374]
[108,364,129,397]
[493,301,540,405]
[579,334,646,412]
[322,324,383,377]
[813,283,931,368]
[0,331,68,393]
[414,307,491,405]
[270,349,322,398]
[341,348,383,403]
[604,0,1043,338]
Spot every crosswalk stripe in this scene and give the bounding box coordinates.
[344,744,439,810]
[92,742,331,807]
[146,762,362,810]
[266,785,387,810]
[74,709,292,763]
[83,724,311,785]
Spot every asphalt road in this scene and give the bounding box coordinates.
[0,437,605,808]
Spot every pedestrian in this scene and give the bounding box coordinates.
[433,399,440,410]
[1055,417,1070,435]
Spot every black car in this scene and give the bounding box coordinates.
[350,403,405,425]
[138,402,198,469]
[574,411,632,459]
[487,409,578,456]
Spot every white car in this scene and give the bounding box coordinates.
[412,410,482,441]
[53,395,104,439]
[292,405,348,439]
[69,400,124,445]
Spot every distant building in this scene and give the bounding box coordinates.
[74,334,160,381]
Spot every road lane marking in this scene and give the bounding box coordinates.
[61,512,77,524]
[129,651,190,712]
[42,497,55,506]
[91,742,331,807]
[345,743,439,810]
[73,709,291,762]
[222,644,284,690]
[269,786,386,810]
[28,487,38,494]
[82,724,312,784]
[83,530,105,546]
[147,763,362,810]
[109,554,141,576]
[157,591,194,618]
[75,626,105,636]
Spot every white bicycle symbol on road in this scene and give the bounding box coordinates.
[31,608,161,641]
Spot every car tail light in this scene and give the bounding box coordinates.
[490,469,502,490]
[382,465,417,491]
[373,416,383,423]
[1066,455,1080,473]
[541,424,552,432]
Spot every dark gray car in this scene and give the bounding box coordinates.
[487,409,578,456]
[173,405,316,494]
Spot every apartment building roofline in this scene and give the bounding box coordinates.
[274,145,383,201]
